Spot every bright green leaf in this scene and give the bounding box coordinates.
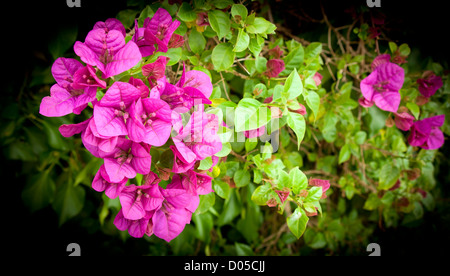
[212,43,235,71]
[287,207,309,239]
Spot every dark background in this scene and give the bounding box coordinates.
[5,0,450,257]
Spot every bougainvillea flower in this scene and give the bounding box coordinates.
[394,111,415,131]
[82,118,119,158]
[157,82,212,113]
[142,56,168,88]
[94,82,142,137]
[371,54,391,71]
[172,111,222,163]
[128,76,149,98]
[309,179,330,199]
[408,115,445,150]
[170,145,196,173]
[360,62,405,112]
[132,19,155,57]
[268,45,283,59]
[176,67,213,99]
[93,18,126,37]
[177,170,214,196]
[59,117,91,138]
[71,64,107,90]
[265,59,285,78]
[92,164,127,199]
[114,208,153,238]
[313,72,323,87]
[100,137,152,182]
[244,125,266,139]
[168,33,185,49]
[196,12,209,27]
[143,8,181,53]
[358,97,374,108]
[74,24,141,78]
[119,183,164,220]
[151,184,196,242]
[417,71,443,98]
[40,58,98,117]
[127,98,173,146]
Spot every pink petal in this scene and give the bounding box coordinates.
[372,91,401,113]
[178,70,213,98]
[130,143,152,175]
[103,41,142,78]
[51,57,83,86]
[152,208,191,242]
[371,54,391,71]
[93,105,128,137]
[59,118,91,137]
[93,18,126,37]
[84,29,125,57]
[73,41,103,72]
[39,84,75,117]
[119,185,147,220]
[104,157,136,182]
[99,81,141,109]
[422,128,445,150]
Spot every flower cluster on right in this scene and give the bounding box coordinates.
[360,54,445,150]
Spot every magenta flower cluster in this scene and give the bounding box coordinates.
[39,8,222,242]
[360,54,445,150]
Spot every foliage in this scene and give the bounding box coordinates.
[6,0,449,255]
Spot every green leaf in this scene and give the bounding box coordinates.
[287,207,309,239]
[231,4,248,22]
[198,156,213,170]
[195,193,216,214]
[22,170,55,213]
[286,111,306,150]
[138,5,154,27]
[246,17,275,37]
[52,180,85,226]
[208,10,231,39]
[378,164,401,190]
[213,180,231,200]
[234,98,271,132]
[398,43,411,56]
[339,143,351,164]
[305,91,320,120]
[251,182,273,205]
[188,28,206,54]
[354,131,367,145]
[178,2,197,22]
[48,25,78,60]
[277,170,290,189]
[215,142,232,157]
[212,43,235,71]
[283,68,303,101]
[289,167,308,194]
[305,186,322,203]
[248,35,264,57]
[304,42,322,60]
[116,9,139,29]
[235,242,254,256]
[389,42,398,54]
[407,102,420,120]
[234,169,251,187]
[233,28,250,52]
[364,193,381,211]
[193,212,214,243]
[281,45,304,76]
[255,56,267,73]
